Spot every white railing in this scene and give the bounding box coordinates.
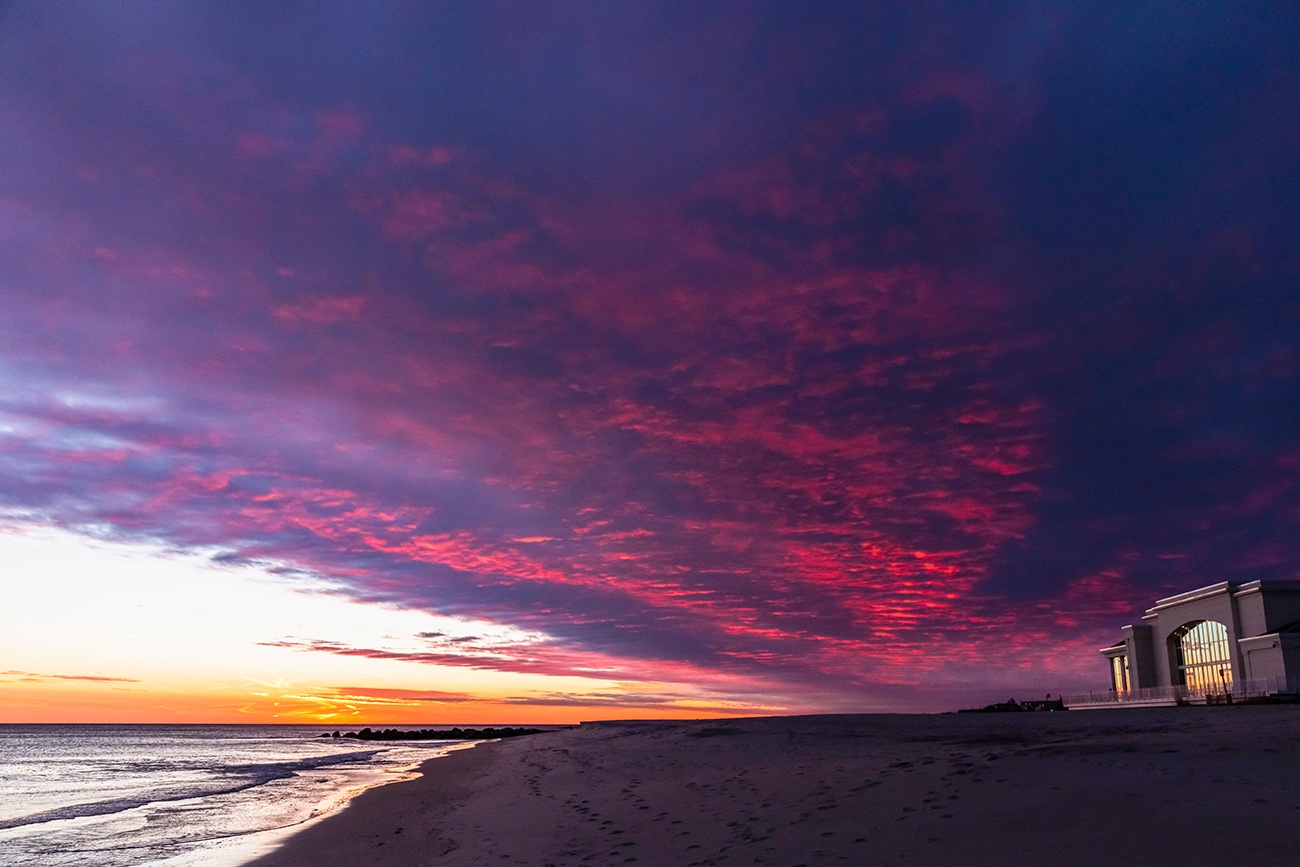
[1064,676,1300,708]
[1217,676,1300,699]
[1065,685,1191,707]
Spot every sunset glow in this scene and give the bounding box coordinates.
[2,2,1297,721]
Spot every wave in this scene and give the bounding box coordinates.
[0,749,384,831]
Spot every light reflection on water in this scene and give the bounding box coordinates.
[0,724,470,867]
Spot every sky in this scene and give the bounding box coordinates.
[1,1,1298,723]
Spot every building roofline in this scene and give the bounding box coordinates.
[1147,581,1232,612]
[1232,579,1300,598]
[1147,579,1300,613]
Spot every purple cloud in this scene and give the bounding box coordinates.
[1,2,1298,711]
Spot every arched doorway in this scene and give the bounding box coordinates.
[1169,620,1232,694]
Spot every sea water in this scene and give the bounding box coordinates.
[0,724,471,867]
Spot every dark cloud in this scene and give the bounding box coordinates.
[1,1,1297,711]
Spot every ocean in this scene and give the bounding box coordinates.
[0,724,474,867]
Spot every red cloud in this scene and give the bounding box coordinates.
[272,295,366,325]
[7,7,1289,716]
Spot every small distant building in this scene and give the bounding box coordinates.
[1066,580,1300,708]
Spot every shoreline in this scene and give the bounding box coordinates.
[241,737,499,867]
[245,709,1300,866]
[0,723,467,867]
[154,741,484,867]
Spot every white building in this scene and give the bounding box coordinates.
[1066,580,1300,708]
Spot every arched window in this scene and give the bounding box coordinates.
[1170,620,1232,694]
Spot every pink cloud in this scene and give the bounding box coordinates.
[272,295,366,326]
[7,9,1289,717]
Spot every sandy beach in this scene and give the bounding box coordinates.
[245,708,1300,866]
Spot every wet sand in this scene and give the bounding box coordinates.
[244,707,1300,866]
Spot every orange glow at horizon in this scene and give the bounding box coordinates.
[0,523,786,724]
[0,678,763,725]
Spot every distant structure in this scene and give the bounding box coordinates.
[1066,580,1300,708]
[958,696,1066,713]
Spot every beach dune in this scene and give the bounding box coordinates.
[246,708,1300,866]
